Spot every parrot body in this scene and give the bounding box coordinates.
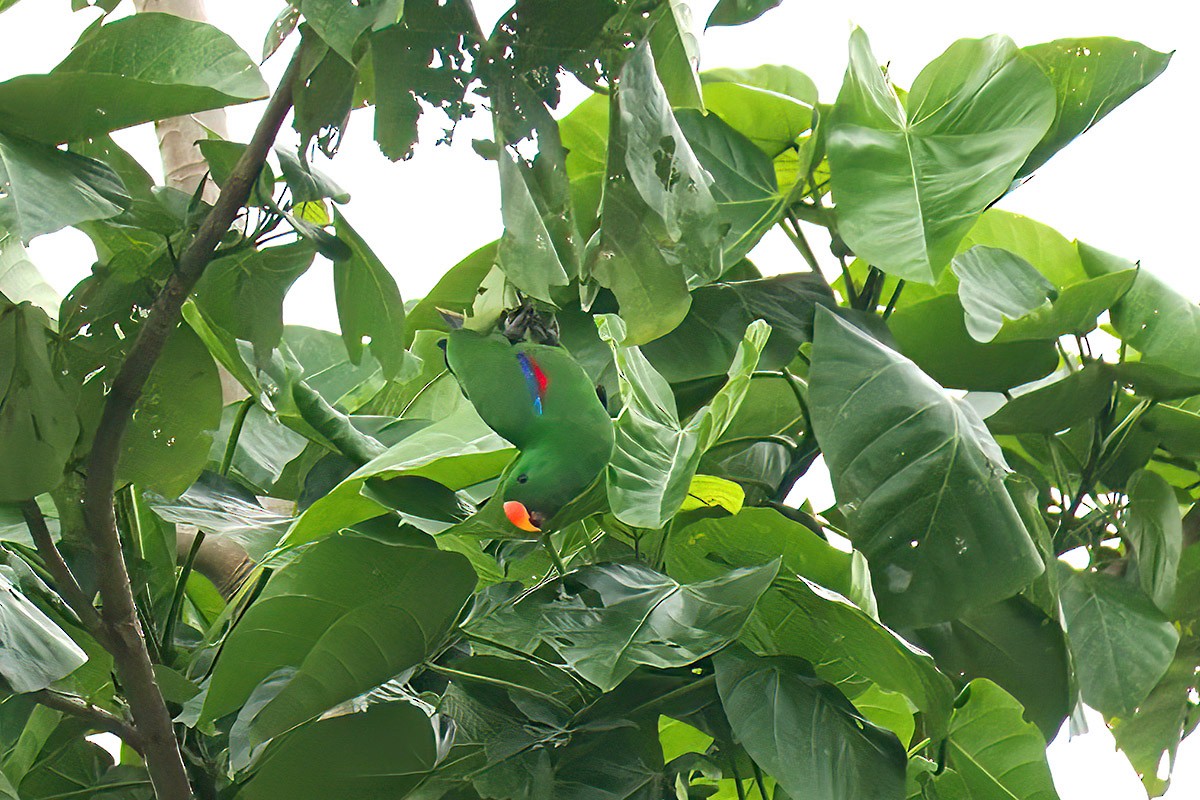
[445,329,613,534]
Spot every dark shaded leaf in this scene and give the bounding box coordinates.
[201,533,475,747]
[715,646,906,800]
[241,701,439,799]
[469,560,779,691]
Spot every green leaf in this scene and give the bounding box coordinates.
[986,363,1114,436]
[1020,38,1172,176]
[284,406,512,546]
[1110,634,1200,798]
[367,0,479,161]
[706,0,783,28]
[331,210,406,379]
[0,230,57,315]
[117,323,222,497]
[676,109,785,265]
[678,475,744,514]
[828,29,1054,283]
[597,314,769,529]
[201,534,475,746]
[666,508,957,731]
[495,138,573,302]
[0,299,78,502]
[1059,567,1179,717]
[590,42,720,344]
[888,293,1058,391]
[0,13,267,144]
[0,133,128,242]
[1085,244,1200,382]
[297,0,375,61]
[642,273,835,383]
[274,146,350,204]
[470,560,779,691]
[701,66,816,156]
[0,572,88,693]
[960,209,1088,288]
[192,243,317,366]
[404,241,497,345]
[904,597,1071,741]
[1122,470,1183,611]
[809,309,1043,626]
[240,701,438,799]
[944,679,1060,800]
[647,0,704,111]
[953,246,1057,342]
[714,646,907,800]
[148,472,293,562]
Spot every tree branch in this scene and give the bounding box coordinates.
[32,690,143,755]
[20,500,106,642]
[80,48,306,800]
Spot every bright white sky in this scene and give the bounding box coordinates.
[3,0,1199,797]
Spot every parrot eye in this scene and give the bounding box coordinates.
[516,474,529,484]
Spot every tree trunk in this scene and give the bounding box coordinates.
[133,0,229,206]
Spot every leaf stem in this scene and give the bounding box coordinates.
[219,397,255,477]
[160,530,205,660]
[882,279,906,319]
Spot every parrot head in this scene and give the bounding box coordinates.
[499,434,610,533]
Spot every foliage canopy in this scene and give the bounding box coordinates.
[0,2,1193,799]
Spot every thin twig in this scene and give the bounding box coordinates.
[32,690,143,755]
[79,46,307,800]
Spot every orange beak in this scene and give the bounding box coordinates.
[504,501,541,532]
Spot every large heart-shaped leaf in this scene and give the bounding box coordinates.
[675,109,785,265]
[201,533,475,747]
[192,242,318,367]
[597,314,769,529]
[714,646,906,800]
[944,679,1061,800]
[701,66,816,156]
[0,13,267,144]
[1020,38,1172,176]
[809,309,1043,626]
[828,29,1054,283]
[469,560,779,691]
[1059,567,1179,717]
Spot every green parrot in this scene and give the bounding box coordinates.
[444,328,613,534]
